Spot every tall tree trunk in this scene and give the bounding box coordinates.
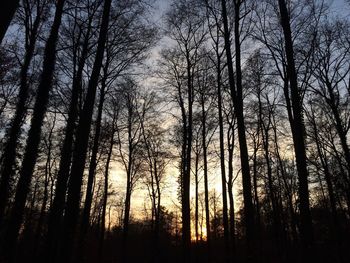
[325,82,350,186]
[0,0,19,43]
[122,169,132,262]
[154,159,162,260]
[58,0,112,261]
[98,118,116,258]
[139,109,161,261]
[330,139,350,216]
[263,124,283,246]
[121,99,136,262]
[0,1,65,261]
[252,138,261,229]
[194,150,199,243]
[0,4,42,223]
[272,115,298,243]
[221,0,255,256]
[203,130,211,262]
[202,102,211,262]
[309,108,341,246]
[216,58,230,262]
[80,73,107,242]
[227,123,236,254]
[259,93,282,245]
[33,112,57,259]
[177,81,188,260]
[278,0,314,257]
[45,13,93,262]
[182,49,193,263]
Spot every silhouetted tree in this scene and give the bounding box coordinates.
[0,0,20,43]
[221,0,255,257]
[0,0,50,225]
[1,0,65,261]
[278,0,314,257]
[45,1,97,260]
[162,1,207,260]
[58,0,112,261]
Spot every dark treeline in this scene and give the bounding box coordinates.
[0,0,349,263]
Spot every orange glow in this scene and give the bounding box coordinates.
[191,224,208,242]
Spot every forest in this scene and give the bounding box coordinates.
[0,0,349,262]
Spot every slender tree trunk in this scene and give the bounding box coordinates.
[259,94,282,245]
[227,126,236,254]
[272,116,298,243]
[80,74,107,242]
[122,172,132,262]
[330,140,350,216]
[216,59,230,262]
[221,1,255,257]
[0,0,20,43]
[252,139,261,228]
[0,5,42,223]
[149,164,156,230]
[33,112,57,259]
[177,82,188,260]
[278,0,314,257]
[194,150,199,243]
[46,13,93,262]
[182,49,193,263]
[20,180,38,249]
[0,1,65,261]
[263,125,284,247]
[309,108,341,246]
[325,82,350,185]
[202,106,211,262]
[98,119,116,258]
[121,100,136,262]
[154,160,161,260]
[58,0,112,261]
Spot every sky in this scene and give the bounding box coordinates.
[106,0,350,226]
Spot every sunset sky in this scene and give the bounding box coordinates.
[107,0,350,225]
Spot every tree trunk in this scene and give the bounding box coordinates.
[309,108,341,246]
[0,4,42,223]
[80,74,107,241]
[98,118,116,258]
[182,49,193,263]
[252,139,261,229]
[45,14,93,261]
[216,58,230,262]
[272,115,298,243]
[202,102,211,262]
[154,159,162,260]
[227,125,236,254]
[259,92,283,245]
[58,0,112,261]
[121,97,136,262]
[203,133,211,262]
[0,0,19,43]
[1,1,65,261]
[325,81,350,185]
[221,0,255,256]
[278,0,314,257]
[194,150,199,243]
[33,112,57,259]
[122,174,132,262]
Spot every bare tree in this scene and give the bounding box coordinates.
[58,0,112,261]
[1,0,65,261]
[221,0,255,256]
[278,0,314,256]
[45,1,97,259]
[0,0,50,225]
